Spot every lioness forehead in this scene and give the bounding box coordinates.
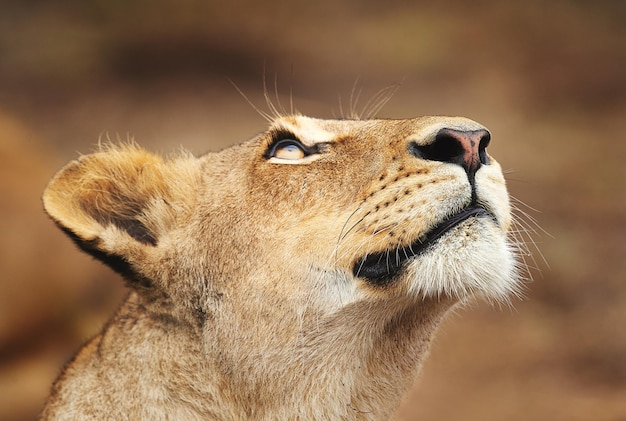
[271,115,488,145]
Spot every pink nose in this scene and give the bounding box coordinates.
[409,128,491,176]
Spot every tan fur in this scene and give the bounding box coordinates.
[41,115,519,420]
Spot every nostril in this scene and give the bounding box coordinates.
[478,131,491,165]
[409,128,491,174]
[409,134,465,166]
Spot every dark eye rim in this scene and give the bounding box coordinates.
[267,138,307,159]
[264,129,322,159]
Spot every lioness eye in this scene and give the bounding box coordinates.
[271,140,306,160]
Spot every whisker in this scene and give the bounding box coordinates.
[361,84,400,119]
[288,65,295,115]
[228,79,273,123]
[272,72,288,116]
[262,71,282,120]
[349,77,363,120]
[510,210,549,270]
[507,203,548,285]
[510,197,552,237]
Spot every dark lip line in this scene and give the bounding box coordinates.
[352,205,492,284]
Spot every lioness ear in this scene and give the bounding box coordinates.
[43,143,197,285]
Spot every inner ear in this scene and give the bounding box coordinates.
[43,143,198,286]
[79,177,158,247]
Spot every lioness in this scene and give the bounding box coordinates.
[41,115,519,420]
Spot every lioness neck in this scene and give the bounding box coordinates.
[43,293,448,420]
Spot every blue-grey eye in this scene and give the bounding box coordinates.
[271,140,305,160]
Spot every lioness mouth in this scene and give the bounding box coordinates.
[353,206,491,284]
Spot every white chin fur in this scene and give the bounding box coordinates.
[406,219,519,303]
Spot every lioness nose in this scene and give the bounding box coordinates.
[409,128,491,176]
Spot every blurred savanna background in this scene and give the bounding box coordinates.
[1,0,624,419]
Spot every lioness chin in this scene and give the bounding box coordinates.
[41,114,519,420]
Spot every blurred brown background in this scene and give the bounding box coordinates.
[1,0,624,420]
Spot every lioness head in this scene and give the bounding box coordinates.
[42,115,519,419]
